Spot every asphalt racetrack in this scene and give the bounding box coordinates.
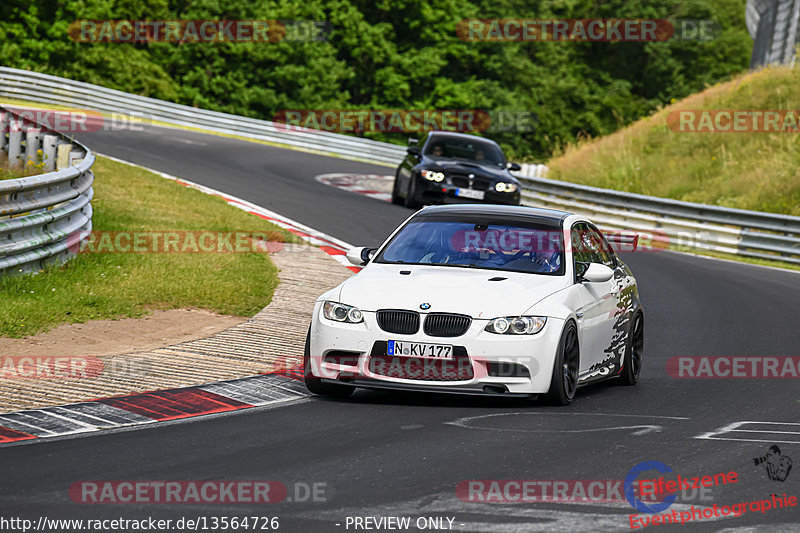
[1,124,798,532]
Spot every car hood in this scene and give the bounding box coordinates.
[419,159,517,181]
[337,263,569,318]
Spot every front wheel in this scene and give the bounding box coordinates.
[391,172,403,205]
[404,175,421,209]
[303,327,355,398]
[546,321,580,405]
[618,312,643,385]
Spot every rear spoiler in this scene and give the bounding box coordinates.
[604,231,639,252]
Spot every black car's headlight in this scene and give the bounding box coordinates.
[322,301,364,323]
[421,169,444,182]
[485,316,546,335]
[495,182,518,193]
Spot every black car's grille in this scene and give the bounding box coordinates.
[376,310,420,335]
[472,178,491,191]
[447,174,493,191]
[449,176,470,188]
[423,313,472,337]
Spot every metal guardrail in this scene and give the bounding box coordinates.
[746,0,800,68]
[1,67,798,266]
[515,167,800,265]
[0,106,94,275]
[0,67,405,165]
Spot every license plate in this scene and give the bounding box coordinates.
[388,340,453,359]
[456,188,485,200]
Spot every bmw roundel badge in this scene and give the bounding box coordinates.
[420,303,431,310]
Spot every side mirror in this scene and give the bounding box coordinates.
[406,146,420,156]
[507,162,521,171]
[581,263,614,283]
[345,247,376,266]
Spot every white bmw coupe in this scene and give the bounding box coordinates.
[305,205,643,405]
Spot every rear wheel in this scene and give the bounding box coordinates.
[303,327,355,398]
[546,321,579,405]
[618,312,643,385]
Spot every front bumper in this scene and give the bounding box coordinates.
[415,180,521,206]
[309,302,564,395]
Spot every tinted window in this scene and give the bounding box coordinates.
[376,217,564,275]
[588,225,617,267]
[571,223,600,265]
[424,136,506,168]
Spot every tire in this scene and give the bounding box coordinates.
[391,172,404,205]
[404,174,421,209]
[618,312,643,386]
[546,321,580,405]
[303,327,355,398]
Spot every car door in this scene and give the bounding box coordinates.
[589,223,638,371]
[570,223,618,379]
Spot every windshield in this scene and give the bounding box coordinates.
[424,136,506,168]
[375,218,564,275]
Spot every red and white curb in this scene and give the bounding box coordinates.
[0,371,307,445]
[100,154,363,273]
[315,173,393,203]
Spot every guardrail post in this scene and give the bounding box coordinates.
[42,134,58,171]
[25,127,42,172]
[69,149,84,167]
[56,142,72,170]
[0,111,7,151]
[7,117,22,170]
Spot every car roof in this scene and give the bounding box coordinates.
[425,131,501,146]
[414,204,573,225]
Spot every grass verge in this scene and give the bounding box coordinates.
[0,156,301,338]
[547,66,800,216]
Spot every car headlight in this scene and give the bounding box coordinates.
[495,182,518,193]
[485,316,546,335]
[421,170,445,182]
[322,301,364,323]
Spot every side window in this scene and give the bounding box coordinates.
[588,225,617,268]
[571,223,594,279]
[571,223,598,263]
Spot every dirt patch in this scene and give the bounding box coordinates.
[0,308,245,358]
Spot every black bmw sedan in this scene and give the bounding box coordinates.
[392,131,522,208]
